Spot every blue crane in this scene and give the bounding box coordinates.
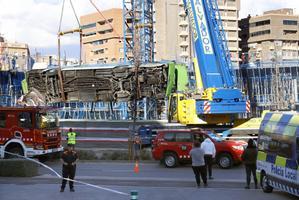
[182,0,248,115]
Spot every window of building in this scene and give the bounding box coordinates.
[283,20,298,25]
[250,29,270,37]
[81,23,96,29]
[94,49,104,55]
[18,112,32,129]
[92,40,105,46]
[97,59,106,64]
[250,20,270,27]
[283,30,297,35]
[83,32,96,37]
[0,112,6,128]
[98,29,113,34]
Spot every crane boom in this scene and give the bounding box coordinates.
[167,0,249,125]
[183,0,247,114]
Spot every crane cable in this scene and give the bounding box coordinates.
[58,0,65,33]
[69,0,81,27]
[58,0,81,32]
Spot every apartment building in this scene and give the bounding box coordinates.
[80,8,124,64]
[154,0,241,67]
[239,8,299,63]
[0,36,31,71]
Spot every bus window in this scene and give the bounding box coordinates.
[296,137,299,163]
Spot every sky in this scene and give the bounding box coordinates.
[0,0,298,59]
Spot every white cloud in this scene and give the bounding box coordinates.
[239,0,299,18]
[0,0,298,53]
[0,0,122,48]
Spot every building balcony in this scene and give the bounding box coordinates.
[179,10,186,17]
[221,16,237,21]
[179,41,189,47]
[178,0,184,6]
[218,5,237,11]
[180,51,189,58]
[179,31,189,37]
[179,21,188,27]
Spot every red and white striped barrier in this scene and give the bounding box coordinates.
[246,100,251,113]
[203,101,211,114]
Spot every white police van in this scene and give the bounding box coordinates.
[257,112,299,197]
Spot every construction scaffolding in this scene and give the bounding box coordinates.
[123,0,154,63]
[237,60,299,116]
[0,71,25,106]
[50,98,165,120]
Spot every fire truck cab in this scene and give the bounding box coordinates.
[0,107,63,159]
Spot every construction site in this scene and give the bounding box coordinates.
[0,0,299,122]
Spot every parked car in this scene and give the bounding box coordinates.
[151,129,247,169]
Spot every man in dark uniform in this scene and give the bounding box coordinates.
[60,145,78,192]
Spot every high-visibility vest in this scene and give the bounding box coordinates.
[67,132,76,145]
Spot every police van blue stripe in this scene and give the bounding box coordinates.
[273,115,292,135]
[263,113,273,122]
[279,114,293,123]
[286,159,298,170]
[266,154,276,164]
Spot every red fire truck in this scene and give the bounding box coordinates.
[0,107,63,159]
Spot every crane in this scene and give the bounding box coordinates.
[167,0,249,125]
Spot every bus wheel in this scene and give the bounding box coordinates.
[4,145,24,159]
[261,173,273,193]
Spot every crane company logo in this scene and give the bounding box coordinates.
[194,0,213,55]
[185,0,198,41]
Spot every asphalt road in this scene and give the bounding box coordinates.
[0,183,293,200]
[0,161,295,200]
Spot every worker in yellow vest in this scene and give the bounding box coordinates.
[67,128,77,148]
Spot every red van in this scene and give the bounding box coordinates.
[152,129,247,169]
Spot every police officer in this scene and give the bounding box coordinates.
[67,128,76,148]
[60,145,78,192]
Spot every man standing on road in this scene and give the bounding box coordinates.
[189,141,207,188]
[67,128,76,148]
[201,137,216,179]
[133,134,142,161]
[242,138,258,189]
[60,145,78,192]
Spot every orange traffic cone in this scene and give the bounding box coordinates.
[134,160,139,173]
